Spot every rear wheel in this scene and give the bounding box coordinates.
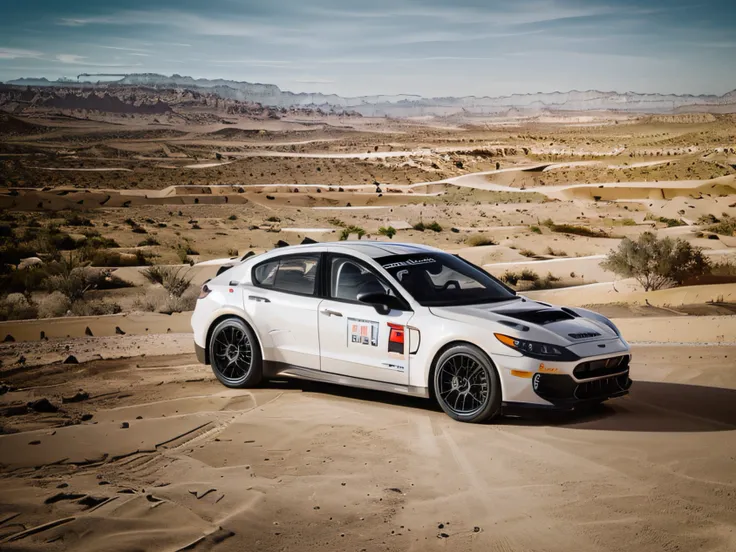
[433,344,501,423]
[208,318,262,388]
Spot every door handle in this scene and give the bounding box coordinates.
[320,309,343,317]
[248,295,271,303]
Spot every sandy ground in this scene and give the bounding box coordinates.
[1,335,735,551]
[2,111,736,550]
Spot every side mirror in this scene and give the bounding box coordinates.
[357,292,401,315]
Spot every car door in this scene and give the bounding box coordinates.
[245,253,322,370]
[318,253,413,385]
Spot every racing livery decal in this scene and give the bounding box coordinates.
[348,318,379,347]
[387,323,405,355]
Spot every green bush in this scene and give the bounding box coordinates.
[530,225,542,234]
[601,231,710,291]
[413,221,442,232]
[339,226,366,240]
[378,226,397,239]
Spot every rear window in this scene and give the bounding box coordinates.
[252,255,319,295]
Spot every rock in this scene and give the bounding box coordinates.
[57,482,69,489]
[438,533,450,539]
[81,413,93,421]
[275,240,290,248]
[115,326,126,335]
[85,327,93,336]
[16,356,26,365]
[18,257,44,270]
[40,331,47,340]
[29,440,41,445]
[28,398,58,413]
[120,422,129,429]
[63,355,79,364]
[0,384,9,395]
[473,526,481,533]
[437,523,444,529]
[62,391,89,404]
[3,334,15,343]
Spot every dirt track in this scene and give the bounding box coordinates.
[1,344,735,551]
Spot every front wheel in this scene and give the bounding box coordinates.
[208,318,262,388]
[433,344,501,423]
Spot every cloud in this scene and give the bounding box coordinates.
[293,78,336,84]
[58,17,113,26]
[99,46,150,53]
[55,54,142,67]
[0,48,43,60]
[56,54,85,64]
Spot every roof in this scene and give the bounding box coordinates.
[268,241,442,259]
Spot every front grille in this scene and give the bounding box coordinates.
[573,355,630,379]
[532,371,632,405]
[575,374,631,400]
[568,332,601,339]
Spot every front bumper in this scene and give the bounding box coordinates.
[496,347,632,410]
[530,370,632,407]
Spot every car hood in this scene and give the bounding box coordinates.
[429,298,620,346]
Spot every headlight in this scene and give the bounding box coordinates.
[495,333,579,361]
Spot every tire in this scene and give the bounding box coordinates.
[208,318,262,388]
[433,344,501,423]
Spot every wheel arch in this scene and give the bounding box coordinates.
[426,339,501,401]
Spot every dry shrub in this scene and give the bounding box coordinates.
[143,266,193,297]
[37,292,71,318]
[465,234,497,247]
[133,289,197,314]
[0,293,38,321]
[70,300,122,317]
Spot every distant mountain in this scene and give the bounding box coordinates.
[5,73,736,116]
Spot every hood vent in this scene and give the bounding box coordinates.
[568,332,601,339]
[501,308,574,326]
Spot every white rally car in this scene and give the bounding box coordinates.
[191,242,632,423]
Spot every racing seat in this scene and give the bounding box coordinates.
[335,262,385,302]
[399,267,437,300]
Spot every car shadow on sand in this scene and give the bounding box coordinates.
[264,379,736,433]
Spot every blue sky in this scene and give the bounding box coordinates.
[1,0,734,97]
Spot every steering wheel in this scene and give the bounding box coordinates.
[441,280,460,291]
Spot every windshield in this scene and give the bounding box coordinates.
[378,252,516,307]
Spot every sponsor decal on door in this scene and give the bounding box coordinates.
[348,318,379,347]
[387,323,405,355]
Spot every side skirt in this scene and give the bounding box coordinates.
[263,361,430,399]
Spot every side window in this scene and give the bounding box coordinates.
[253,260,278,287]
[330,256,390,302]
[252,255,319,295]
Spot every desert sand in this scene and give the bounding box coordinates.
[1,336,735,551]
[2,102,736,551]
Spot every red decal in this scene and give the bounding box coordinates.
[388,323,405,354]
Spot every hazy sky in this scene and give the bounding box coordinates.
[1,0,735,97]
